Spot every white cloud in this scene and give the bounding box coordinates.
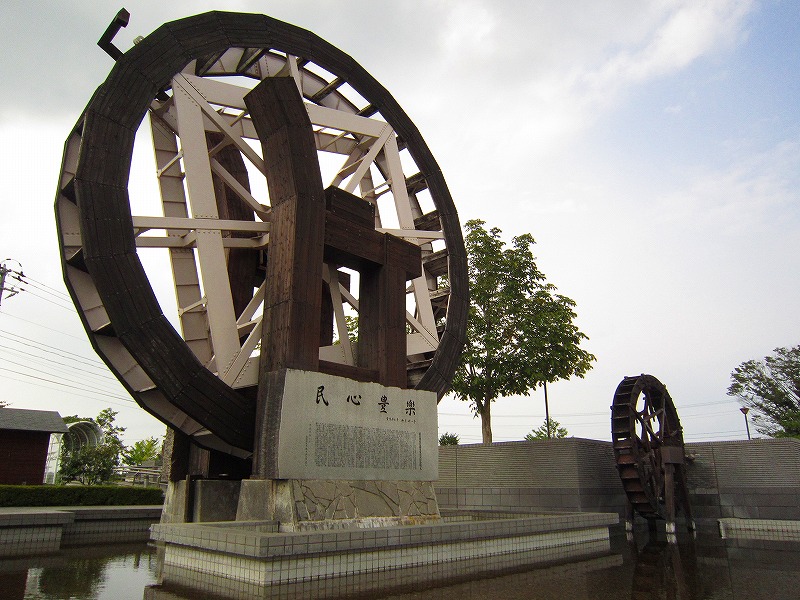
[551,1,753,131]
[654,137,800,235]
[438,1,497,60]
[410,0,756,206]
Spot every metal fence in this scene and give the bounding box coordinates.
[113,466,163,487]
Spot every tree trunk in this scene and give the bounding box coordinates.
[480,399,493,444]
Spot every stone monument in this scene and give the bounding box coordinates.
[237,76,440,529]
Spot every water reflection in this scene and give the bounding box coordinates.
[0,543,157,600]
[37,557,107,598]
[365,528,800,600]
[2,529,799,600]
[624,528,800,600]
[629,535,705,599]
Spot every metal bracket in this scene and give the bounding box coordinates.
[98,8,130,61]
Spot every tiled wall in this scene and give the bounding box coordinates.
[686,439,800,520]
[436,437,800,521]
[719,517,800,541]
[0,510,72,557]
[152,512,618,597]
[61,507,163,546]
[0,524,63,557]
[0,506,162,557]
[437,439,626,516]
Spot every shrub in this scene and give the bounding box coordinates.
[439,432,460,446]
[0,485,164,507]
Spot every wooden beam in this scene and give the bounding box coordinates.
[245,76,326,373]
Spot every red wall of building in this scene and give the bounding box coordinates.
[0,429,50,485]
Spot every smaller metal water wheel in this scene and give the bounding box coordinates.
[611,374,693,526]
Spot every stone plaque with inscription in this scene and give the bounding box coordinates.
[274,370,438,481]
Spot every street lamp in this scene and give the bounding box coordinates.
[740,407,751,440]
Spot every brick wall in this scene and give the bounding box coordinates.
[0,430,50,485]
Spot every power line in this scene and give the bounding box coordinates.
[17,274,72,302]
[16,286,76,311]
[0,368,135,406]
[1,357,129,399]
[439,397,740,420]
[11,272,76,311]
[0,311,140,409]
[0,342,118,382]
[0,331,109,370]
[0,311,88,341]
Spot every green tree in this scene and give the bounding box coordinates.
[451,220,595,444]
[96,408,125,453]
[438,432,460,446]
[525,419,569,440]
[60,408,126,485]
[59,444,119,485]
[123,437,162,465]
[727,345,800,438]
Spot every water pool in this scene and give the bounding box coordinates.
[2,528,798,599]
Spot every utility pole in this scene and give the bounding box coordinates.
[0,260,24,307]
[0,264,6,307]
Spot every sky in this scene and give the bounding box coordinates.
[0,0,798,448]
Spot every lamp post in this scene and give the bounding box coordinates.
[740,407,751,440]
[544,382,551,439]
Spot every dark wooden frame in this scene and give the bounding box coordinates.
[56,12,467,456]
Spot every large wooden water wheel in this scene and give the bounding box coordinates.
[54,11,467,458]
[611,374,693,526]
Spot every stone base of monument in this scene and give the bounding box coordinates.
[152,367,617,595]
[160,478,441,530]
[149,510,619,599]
[236,478,442,531]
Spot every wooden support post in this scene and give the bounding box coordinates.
[244,78,422,481]
[245,77,326,478]
[245,76,326,373]
[359,236,419,388]
[664,462,677,543]
[677,464,696,531]
[625,498,635,542]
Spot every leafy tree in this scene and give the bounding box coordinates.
[60,408,126,485]
[438,432,460,446]
[123,437,162,465]
[59,443,119,485]
[727,345,800,438]
[525,419,569,440]
[451,220,595,444]
[96,408,126,454]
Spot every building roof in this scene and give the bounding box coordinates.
[0,408,69,433]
